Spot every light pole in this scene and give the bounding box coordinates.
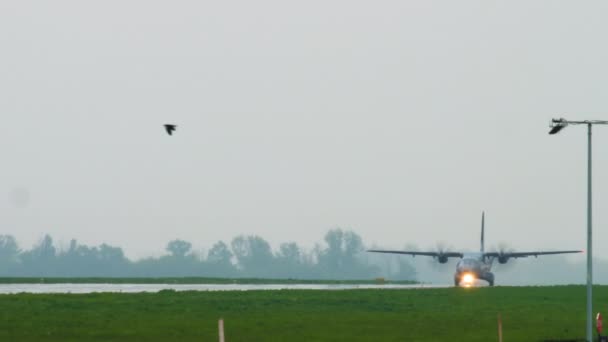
[549,118,608,342]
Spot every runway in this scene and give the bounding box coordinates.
[0,283,451,294]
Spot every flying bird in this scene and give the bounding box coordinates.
[164,124,177,135]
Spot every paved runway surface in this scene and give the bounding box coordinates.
[0,283,452,294]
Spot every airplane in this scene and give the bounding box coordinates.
[367,212,582,286]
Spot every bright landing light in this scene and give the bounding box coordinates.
[462,273,475,284]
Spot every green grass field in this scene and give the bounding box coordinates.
[0,286,600,341]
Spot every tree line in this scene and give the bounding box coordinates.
[0,229,416,280]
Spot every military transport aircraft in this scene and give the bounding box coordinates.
[368,213,582,286]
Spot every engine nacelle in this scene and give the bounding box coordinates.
[438,255,448,263]
[498,256,509,264]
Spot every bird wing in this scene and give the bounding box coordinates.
[164,124,177,135]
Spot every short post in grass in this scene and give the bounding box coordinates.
[597,313,607,342]
[497,313,502,342]
[218,318,225,342]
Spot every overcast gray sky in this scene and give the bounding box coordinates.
[1,1,608,260]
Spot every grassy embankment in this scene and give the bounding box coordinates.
[0,285,600,341]
[0,277,415,284]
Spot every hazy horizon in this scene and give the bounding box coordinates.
[0,229,594,285]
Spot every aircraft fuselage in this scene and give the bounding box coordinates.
[454,252,494,286]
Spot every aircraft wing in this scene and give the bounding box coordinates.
[367,250,463,258]
[484,250,582,259]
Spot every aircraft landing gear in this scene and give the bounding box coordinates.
[485,272,495,287]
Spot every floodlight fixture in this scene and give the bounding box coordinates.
[549,123,566,135]
[548,118,568,134]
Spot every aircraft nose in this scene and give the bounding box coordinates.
[459,266,472,272]
[458,264,478,274]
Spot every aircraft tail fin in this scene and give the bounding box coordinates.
[480,211,485,254]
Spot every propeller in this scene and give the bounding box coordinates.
[490,243,516,269]
[430,242,454,267]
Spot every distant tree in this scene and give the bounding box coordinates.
[55,239,130,277]
[0,235,20,275]
[0,235,19,261]
[230,236,247,263]
[275,242,303,278]
[343,231,363,257]
[278,242,300,263]
[208,241,233,265]
[0,230,391,279]
[57,239,95,276]
[317,229,378,279]
[98,243,126,261]
[19,234,57,276]
[97,243,129,275]
[207,241,236,277]
[320,229,345,271]
[139,239,198,276]
[35,234,56,259]
[231,235,274,277]
[166,240,192,258]
[341,230,364,272]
